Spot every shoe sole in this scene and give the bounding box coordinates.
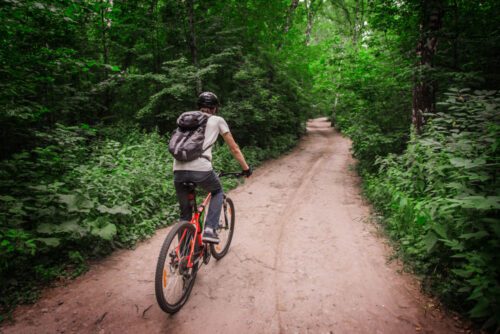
[202,236,220,244]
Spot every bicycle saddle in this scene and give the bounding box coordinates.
[182,182,196,191]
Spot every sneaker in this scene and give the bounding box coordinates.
[202,227,220,244]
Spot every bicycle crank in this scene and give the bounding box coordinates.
[203,245,211,265]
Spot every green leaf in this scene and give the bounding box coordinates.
[36,237,60,247]
[58,194,77,210]
[416,215,427,225]
[37,223,56,234]
[489,220,500,237]
[445,182,464,190]
[399,197,407,208]
[468,287,485,301]
[424,231,438,252]
[104,64,121,72]
[97,205,131,215]
[451,268,472,278]
[460,230,489,240]
[441,238,465,251]
[449,157,486,169]
[451,196,500,210]
[432,224,448,239]
[451,252,468,259]
[58,219,87,235]
[58,194,93,212]
[33,2,45,10]
[91,223,117,240]
[77,197,94,210]
[0,195,16,202]
[469,299,490,318]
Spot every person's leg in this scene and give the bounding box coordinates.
[190,171,223,242]
[195,171,223,230]
[173,171,193,222]
[205,188,223,230]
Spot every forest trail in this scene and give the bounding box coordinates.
[2,118,463,334]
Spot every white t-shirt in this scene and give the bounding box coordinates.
[173,114,230,171]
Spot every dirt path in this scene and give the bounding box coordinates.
[2,118,464,334]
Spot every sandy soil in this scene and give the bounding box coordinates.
[1,118,466,334]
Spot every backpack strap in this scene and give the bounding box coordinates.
[200,143,213,161]
[199,113,213,161]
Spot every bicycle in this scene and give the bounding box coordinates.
[154,171,243,314]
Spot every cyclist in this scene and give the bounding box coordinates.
[173,92,252,243]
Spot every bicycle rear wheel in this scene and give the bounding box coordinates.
[155,221,199,314]
[210,196,235,260]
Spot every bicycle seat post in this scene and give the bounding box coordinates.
[183,182,197,210]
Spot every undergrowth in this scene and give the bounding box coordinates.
[0,124,298,322]
[363,89,500,331]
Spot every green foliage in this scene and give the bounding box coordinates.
[0,126,173,313]
[1,0,316,319]
[319,1,500,329]
[327,39,413,171]
[2,0,500,330]
[220,54,308,148]
[0,123,298,317]
[364,89,500,329]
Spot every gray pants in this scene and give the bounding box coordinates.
[173,170,223,230]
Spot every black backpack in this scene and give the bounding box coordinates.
[168,111,211,161]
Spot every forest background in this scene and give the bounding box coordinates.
[0,0,499,330]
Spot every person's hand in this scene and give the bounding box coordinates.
[242,166,253,177]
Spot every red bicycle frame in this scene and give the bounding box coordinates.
[175,191,212,269]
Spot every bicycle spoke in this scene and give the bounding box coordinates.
[156,222,198,312]
[210,197,235,259]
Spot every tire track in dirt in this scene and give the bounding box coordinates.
[273,128,337,333]
[1,118,465,334]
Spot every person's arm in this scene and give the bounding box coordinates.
[222,132,249,171]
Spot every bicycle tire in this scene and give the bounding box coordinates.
[155,221,199,314]
[210,196,235,260]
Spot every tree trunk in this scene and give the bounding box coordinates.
[352,0,360,45]
[148,0,160,73]
[284,0,300,34]
[333,60,343,124]
[278,0,300,49]
[412,0,444,134]
[121,0,135,70]
[350,0,366,47]
[305,0,316,46]
[187,0,202,94]
[452,0,459,69]
[100,1,109,72]
[100,0,110,114]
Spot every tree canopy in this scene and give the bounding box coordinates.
[0,0,499,330]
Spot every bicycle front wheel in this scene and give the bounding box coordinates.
[155,221,198,314]
[210,196,235,260]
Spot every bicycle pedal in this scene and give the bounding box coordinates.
[203,249,211,265]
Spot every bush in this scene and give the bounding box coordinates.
[0,119,301,319]
[329,43,412,172]
[0,126,176,316]
[364,89,500,330]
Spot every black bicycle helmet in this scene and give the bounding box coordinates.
[197,92,219,108]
